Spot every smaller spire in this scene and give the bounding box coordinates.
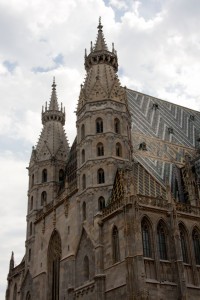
[49,77,59,111]
[93,17,108,51]
[9,251,14,271]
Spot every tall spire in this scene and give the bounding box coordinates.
[49,77,59,111]
[9,251,14,271]
[93,17,108,51]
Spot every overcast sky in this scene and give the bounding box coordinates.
[1,0,200,298]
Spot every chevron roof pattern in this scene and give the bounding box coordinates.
[127,89,200,186]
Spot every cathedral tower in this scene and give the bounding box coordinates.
[76,18,132,221]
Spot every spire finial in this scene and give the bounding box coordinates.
[52,77,56,90]
[98,17,103,31]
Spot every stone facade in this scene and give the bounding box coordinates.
[6,19,200,300]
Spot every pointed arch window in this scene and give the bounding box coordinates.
[31,174,34,187]
[141,219,152,258]
[96,118,103,133]
[59,169,64,182]
[116,143,122,157]
[26,292,31,300]
[157,222,168,260]
[179,225,189,263]
[97,168,105,184]
[81,124,85,140]
[112,226,120,263]
[42,169,47,183]
[82,149,85,163]
[82,174,86,190]
[82,202,86,221]
[41,191,47,206]
[30,222,33,236]
[97,143,104,156]
[48,230,62,300]
[83,255,89,281]
[98,196,105,210]
[192,229,200,265]
[30,196,33,211]
[13,284,17,300]
[114,118,120,134]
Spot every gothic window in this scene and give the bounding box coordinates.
[81,124,85,140]
[192,229,200,265]
[48,230,62,300]
[82,202,86,221]
[30,222,33,236]
[42,169,47,183]
[157,221,168,260]
[82,149,85,163]
[26,292,31,300]
[179,224,189,263]
[98,196,105,210]
[41,191,47,206]
[31,174,34,187]
[96,118,103,133]
[30,196,33,210]
[114,118,120,134]
[59,169,64,182]
[28,249,31,262]
[141,219,152,258]
[97,168,105,184]
[112,226,120,263]
[97,143,104,156]
[83,255,89,281]
[13,284,17,300]
[116,142,122,157]
[82,174,86,190]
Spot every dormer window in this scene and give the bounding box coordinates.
[139,142,147,151]
[168,127,173,134]
[152,103,159,110]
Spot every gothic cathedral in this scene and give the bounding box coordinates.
[6,19,200,300]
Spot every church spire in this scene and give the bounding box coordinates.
[93,17,108,51]
[49,77,59,111]
[9,251,14,271]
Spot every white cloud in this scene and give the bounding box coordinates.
[1,0,200,298]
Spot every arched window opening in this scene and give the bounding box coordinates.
[97,168,105,184]
[82,174,86,190]
[82,149,85,163]
[30,196,33,211]
[81,124,85,140]
[98,197,105,210]
[96,118,103,133]
[97,143,104,156]
[116,143,122,157]
[192,229,200,265]
[141,219,152,258]
[30,222,33,236]
[83,255,89,281]
[48,230,62,300]
[28,249,31,262]
[26,292,31,300]
[31,174,34,187]
[41,191,47,206]
[114,118,120,134]
[13,284,17,300]
[157,222,168,260]
[179,225,189,263]
[59,169,64,182]
[112,226,120,263]
[42,169,47,183]
[82,202,86,221]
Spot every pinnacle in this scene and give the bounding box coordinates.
[93,17,108,52]
[49,77,59,111]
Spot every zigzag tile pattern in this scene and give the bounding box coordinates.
[127,89,200,186]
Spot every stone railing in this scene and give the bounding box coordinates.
[74,281,95,298]
[138,195,169,209]
[9,261,25,277]
[176,203,200,216]
[160,261,174,282]
[144,258,156,280]
[184,264,194,285]
[102,197,124,218]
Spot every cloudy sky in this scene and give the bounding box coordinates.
[1,0,200,297]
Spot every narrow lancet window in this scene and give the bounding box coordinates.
[157,222,168,260]
[141,219,152,258]
[97,168,105,184]
[96,118,103,133]
[112,226,120,263]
